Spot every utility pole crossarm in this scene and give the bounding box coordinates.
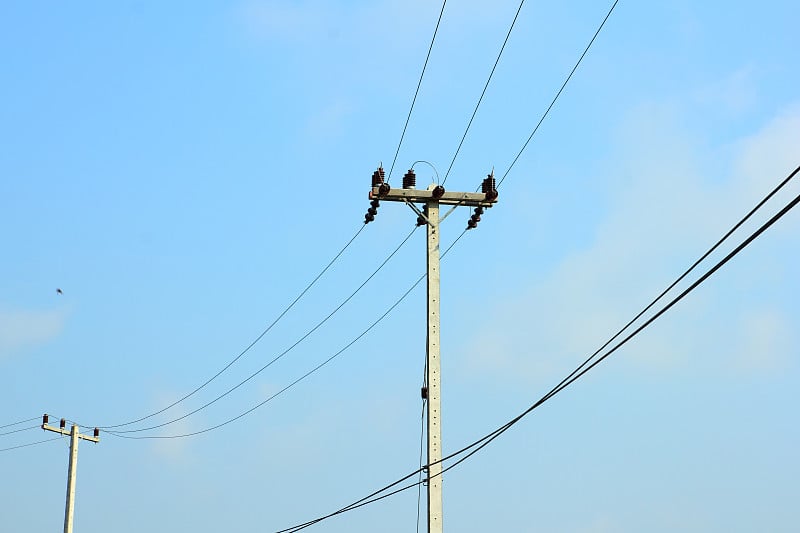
[42,422,100,443]
[369,185,497,207]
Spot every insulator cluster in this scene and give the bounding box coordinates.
[371,165,391,196]
[402,169,416,189]
[416,204,428,226]
[482,173,498,201]
[371,166,386,187]
[364,198,380,224]
[466,206,484,230]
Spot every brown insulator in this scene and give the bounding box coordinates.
[402,169,416,189]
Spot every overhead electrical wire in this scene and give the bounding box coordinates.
[0,437,63,454]
[441,0,527,186]
[0,425,40,437]
[534,162,800,406]
[498,0,619,187]
[387,0,448,182]
[91,0,451,431]
[276,163,800,531]
[66,0,453,431]
[415,339,429,533]
[415,399,426,533]
[0,416,39,430]
[276,0,621,512]
[107,225,419,436]
[108,230,469,440]
[425,178,800,486]
[93,223,368,430]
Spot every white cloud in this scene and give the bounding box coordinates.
[693,66,757,116]
[0,308,67,359]
[146,390,202,464]
[733,308,793,373]
[462,98,800,384]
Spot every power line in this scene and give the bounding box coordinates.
[415,345,428,533]
[276,163,800,531]
[0,416,39,430]
[498,0,619,187]
[534,162,800,407]
[108,225,419,436]
[109,230,468,440]
[94,223,368,430]
[432,179,800,482]
[442,0,527,186]
[91,0,449,432]
[0,424,39,437]
[0,436,62,453]
[108,271,424,440]
[387,0,448,182]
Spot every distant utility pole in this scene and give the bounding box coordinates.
[364,167,498,533]
[41,414,100,533]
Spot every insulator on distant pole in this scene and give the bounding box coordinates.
[42,414,49,425]
[60,418,66,429]
[402,169,416,189]
[93,428,100,438]
[432,185,445,199]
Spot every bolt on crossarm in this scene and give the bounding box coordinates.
[41,414,100,533]
[364,167,498,532]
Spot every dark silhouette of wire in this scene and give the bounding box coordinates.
[0,416,39,430]
[0,436,62,453]
[415,348,429,533]
[415,400,426,533]
[109,271,425,440]
[532,163,800,407]
[276,165,800,531]
[387,0,448,182]
[108,230,468,440]
[0,425,39,437]
[411,160,440,185]
[441,0,527,186]
[441,183,800,474]
[108,226,418,435]
[96,223,368,430]
[498,0,619,187]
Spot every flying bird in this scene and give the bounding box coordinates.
[56,288,63,295]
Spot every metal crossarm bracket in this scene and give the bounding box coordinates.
[403,198,430,225]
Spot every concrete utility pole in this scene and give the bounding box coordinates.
[365,167,498,533]
[41,414,100,533]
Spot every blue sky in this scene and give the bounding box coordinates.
[1,1,799,532]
